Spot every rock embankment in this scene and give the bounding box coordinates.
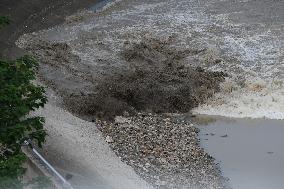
[97,114,228,189]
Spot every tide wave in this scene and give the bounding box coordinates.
[17,0,284,119]
[193,77,284,119]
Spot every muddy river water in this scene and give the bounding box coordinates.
[198,117,284,189]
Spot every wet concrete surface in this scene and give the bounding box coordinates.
[198,116,284,189]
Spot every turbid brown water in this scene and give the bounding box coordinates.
[197,116,284,189]
[0,0,98,58]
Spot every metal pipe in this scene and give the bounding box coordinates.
[24,140,74,189]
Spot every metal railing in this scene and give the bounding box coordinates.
[23,140,74,189]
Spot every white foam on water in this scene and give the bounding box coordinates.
[17,0,284,119]
[193,77,284,119]
[193,27,284,119]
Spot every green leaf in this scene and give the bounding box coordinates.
[0,55,47,188]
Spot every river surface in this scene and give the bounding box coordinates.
[18,0,284,119]
[198,116,284,189]
[99,0,284,119]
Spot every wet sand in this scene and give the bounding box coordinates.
[197,116,284,189]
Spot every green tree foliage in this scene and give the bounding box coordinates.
[0,153,26,189]
[0,55,47,188]
[0,16,9,28]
